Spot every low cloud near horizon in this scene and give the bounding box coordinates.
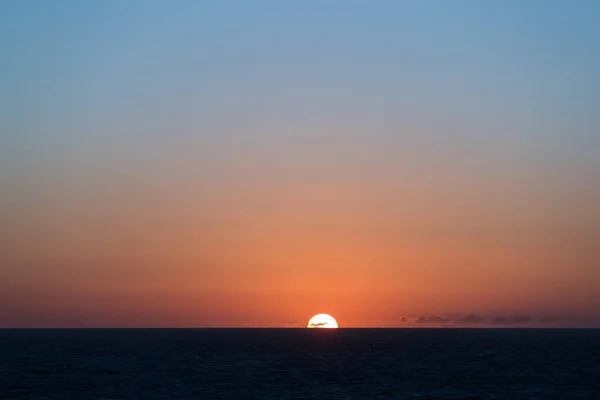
[415,315,450,324]
[456,313,485,324]
[396,313,571,327]
[492,317,533,325]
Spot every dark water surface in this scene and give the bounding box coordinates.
[1,328,599,399]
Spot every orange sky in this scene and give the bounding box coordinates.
[2,140,599,327]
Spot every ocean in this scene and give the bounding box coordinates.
[1,328,599,399]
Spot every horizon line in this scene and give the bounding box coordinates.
[1,326,597,330]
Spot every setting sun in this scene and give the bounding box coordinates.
[307,314,339,328]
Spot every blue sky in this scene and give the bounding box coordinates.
[2,1,599,205]
[2,1,599,149]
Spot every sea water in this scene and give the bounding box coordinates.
[1,328,599,399]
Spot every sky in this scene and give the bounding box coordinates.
[1,0,599,328]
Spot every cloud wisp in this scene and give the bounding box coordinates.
[415,315,451,324]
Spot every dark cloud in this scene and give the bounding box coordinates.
[457,313,484,324]
[396,313,570,327]
[415,315,450,324]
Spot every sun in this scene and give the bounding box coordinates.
[307,314,339,328]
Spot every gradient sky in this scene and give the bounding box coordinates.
[1,1,599,328]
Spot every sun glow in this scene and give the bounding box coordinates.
[307,314,339,328]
